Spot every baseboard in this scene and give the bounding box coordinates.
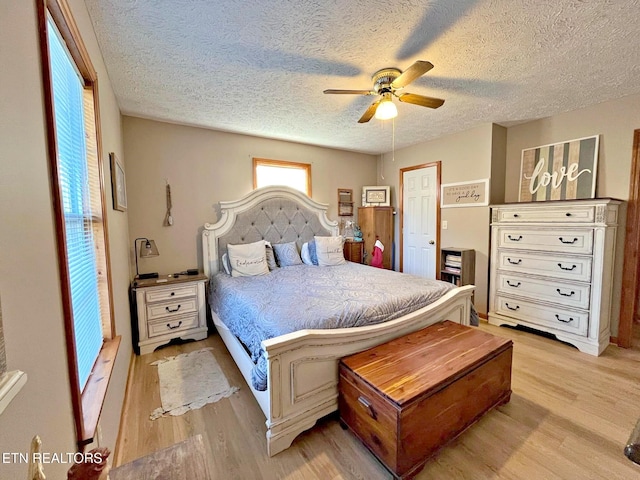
[113,351,136,467]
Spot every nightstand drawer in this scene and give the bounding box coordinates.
[146,298,198,321]
[145,284,198,303]
[148,314,199,338]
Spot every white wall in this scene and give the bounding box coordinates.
[123,116,378,275]
[0,1,130,477]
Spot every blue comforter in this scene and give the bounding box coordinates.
[209,262,474,390]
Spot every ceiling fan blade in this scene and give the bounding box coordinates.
[323,89,375,95]
[397,93,444,109]
[358,99,381,123]
[391,60,434,89]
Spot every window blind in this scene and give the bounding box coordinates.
[48,19,103,390]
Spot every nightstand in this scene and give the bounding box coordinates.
[343,240,364,263]
[131,273,208,355]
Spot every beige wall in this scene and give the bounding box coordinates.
[378,123,504,315]
[505,93,640,336]
[0,1,131,478]
[123,116,377,275]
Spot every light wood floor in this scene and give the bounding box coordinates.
[115,323,640,479]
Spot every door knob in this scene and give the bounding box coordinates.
[429,240,435,245]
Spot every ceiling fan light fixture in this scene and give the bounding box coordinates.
[374,95,397,120]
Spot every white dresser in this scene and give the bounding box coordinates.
[488,199,621,356]
[133,274,208,355]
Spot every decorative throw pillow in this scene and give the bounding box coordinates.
[221,253,231,275]
[227,240,269,277]
[301,242,314,265]
[314,236,346,266]
[307,239,319,265]
[265,243,278,270]
[273,241,303,267]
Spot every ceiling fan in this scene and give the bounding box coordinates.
[323,60,444,123]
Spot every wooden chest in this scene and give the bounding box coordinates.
[339,321,512,479]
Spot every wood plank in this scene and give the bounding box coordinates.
[115,323,640,479]
[109,435,211,480]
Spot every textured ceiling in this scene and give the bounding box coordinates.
[85,0,640,155]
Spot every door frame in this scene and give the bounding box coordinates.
[618,129,640,348]
[399,162,442,275]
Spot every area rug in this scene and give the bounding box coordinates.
[150,347,239,420]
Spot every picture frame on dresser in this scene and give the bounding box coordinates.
[362,186,390,206]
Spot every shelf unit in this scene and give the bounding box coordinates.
[440,247,475,287]
[338,188,354,216]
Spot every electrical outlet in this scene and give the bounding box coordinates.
[442,220,448,230]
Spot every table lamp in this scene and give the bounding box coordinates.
[135,237,159,279]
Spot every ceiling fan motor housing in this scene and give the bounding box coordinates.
[372,68,402,93]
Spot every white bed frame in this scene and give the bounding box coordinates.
[202,186,474,456]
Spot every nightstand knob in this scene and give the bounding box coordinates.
[166,305,181,313]
[170,292,175,296]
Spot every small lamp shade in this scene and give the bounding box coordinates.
[140,239,159,258]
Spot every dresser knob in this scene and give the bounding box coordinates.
[167,320,183,330]
[170,292,176,296]
[566,212,572,217]
[505,303,520,311]
[166,305,182,313]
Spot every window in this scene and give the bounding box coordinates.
[38,0,119,447]
[253,158,312,196]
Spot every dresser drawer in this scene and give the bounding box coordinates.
[495,205,595,223]
[495,295,588,336]
[145,284,198,303]
[496,273,590,310]
[496,228,593,254]
[148,314,199,338]
[146,297,198,321]
[497,250,592,282]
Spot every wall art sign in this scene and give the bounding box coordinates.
[519,135,598,202]
[441,179,489,208]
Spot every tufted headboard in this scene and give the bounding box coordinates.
[202,186,339,276]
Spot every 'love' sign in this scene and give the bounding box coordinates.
[519,136,598,202]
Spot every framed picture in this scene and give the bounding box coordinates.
[441,179,489,208]
[362,186,390,206]
[110,152,127,212]
[518,135,598,202]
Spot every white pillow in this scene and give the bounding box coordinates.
[301,242,314,265]
[227,240,269,277]
[314,236,346,266]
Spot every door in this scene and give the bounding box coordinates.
[400,163,440,278]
